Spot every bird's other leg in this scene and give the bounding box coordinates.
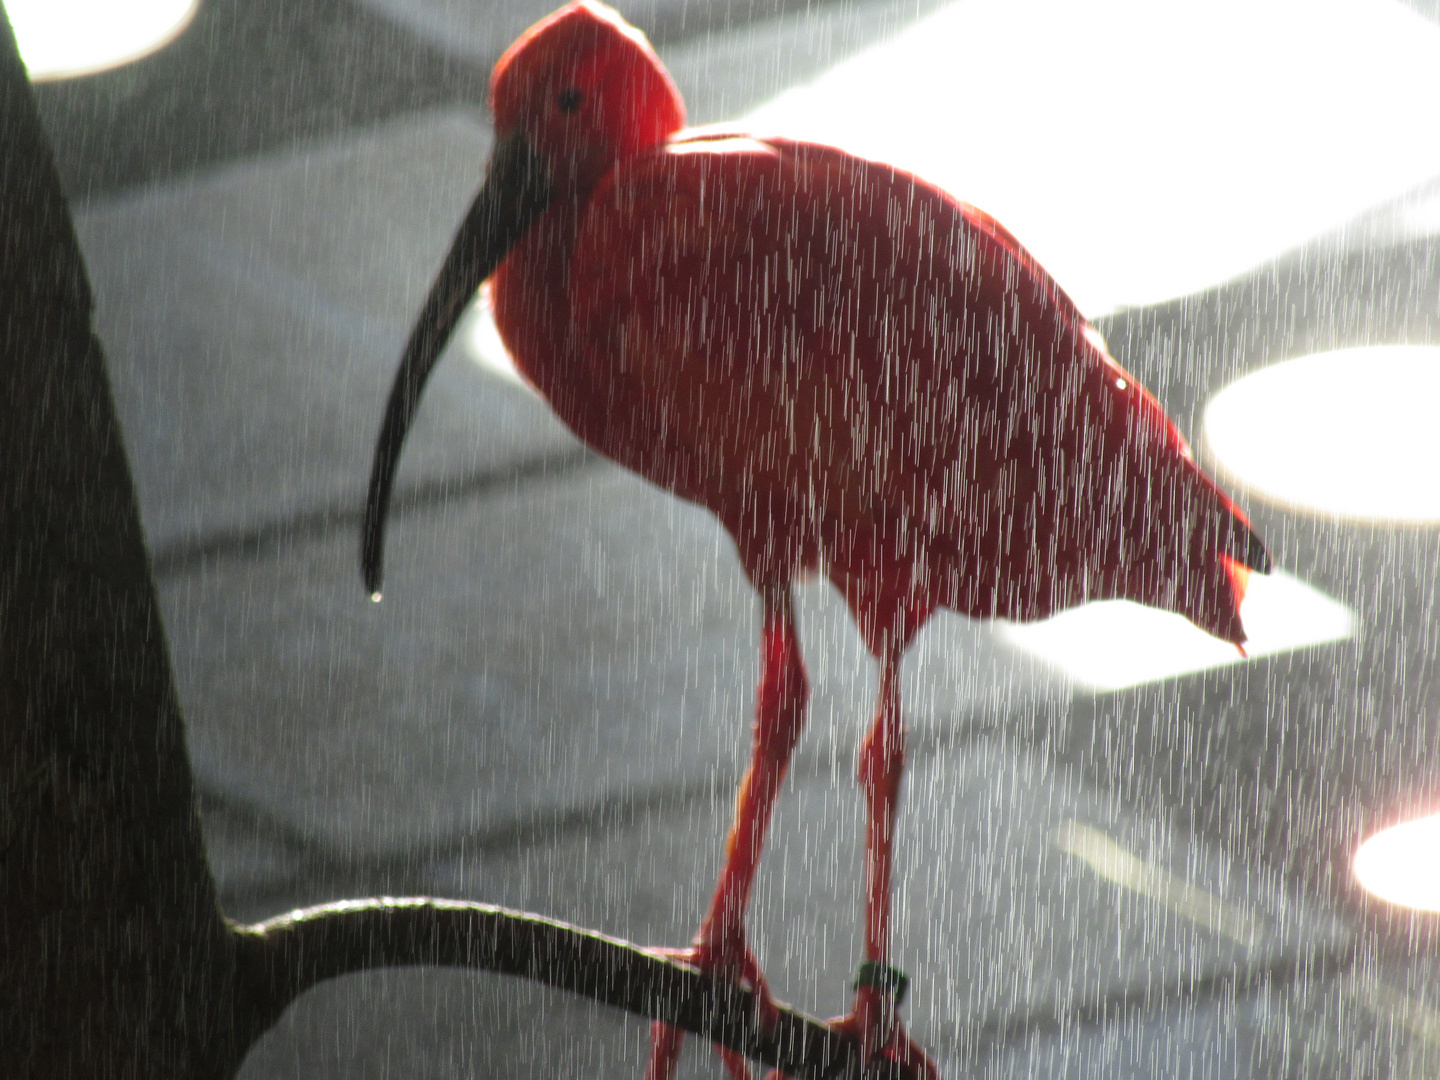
[645,584,808,1080]
[831,643,940,1077]
[695,583,808,981]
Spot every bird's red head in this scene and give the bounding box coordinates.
[362,3,684,594]
[491,2,685,192]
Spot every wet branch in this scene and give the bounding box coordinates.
[233,898,915,1080]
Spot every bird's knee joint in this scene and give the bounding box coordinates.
[756,658,808,755]
[857,732,904,801]
[755,699,807,763]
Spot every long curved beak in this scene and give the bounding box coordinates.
[361,132,550,598]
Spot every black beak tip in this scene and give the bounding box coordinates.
[361,528,384,599]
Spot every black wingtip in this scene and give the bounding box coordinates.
[1241,524,1272,575]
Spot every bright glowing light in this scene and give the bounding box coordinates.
[1354,814,1440,912]
[1404,191,1440,236]
[462,289,529,388]
[1000,570,1354,690]
[1204,346,1440,522]
[743,0,1440,316]
[8,0,197,81]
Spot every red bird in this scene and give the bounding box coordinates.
[361,3,1270,1077]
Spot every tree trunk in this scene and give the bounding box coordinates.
[0,9,268,1076]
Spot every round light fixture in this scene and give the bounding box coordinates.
[8,0,198,81]
[1354,813,1440,912]
[1204,345,1440,522]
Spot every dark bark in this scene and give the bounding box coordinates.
[235,898,912,1080]
[0,6,265,1077]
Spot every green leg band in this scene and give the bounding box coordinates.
[853,960,909,1006]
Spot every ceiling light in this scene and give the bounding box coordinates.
[743,0,1440,316]
[1204,345,1440,522]
[1000,570,1353,690]
[9,0,198,81]
[1354,813,1440,912]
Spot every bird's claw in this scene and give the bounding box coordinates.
[828,985,891,1063]
[650,931,782,1034]
[829,987,942,1078]
[645,935,777,1080]
[883,1027,942,1080]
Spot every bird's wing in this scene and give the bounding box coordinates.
[569,134,1265,639]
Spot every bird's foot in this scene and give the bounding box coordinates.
[651,928,781,1034]
[830,980,941,1078]
[645,931,776,1080]
[828,985,890,1064]
[882,1024,942,1080]
[644,1021,685,1080]
[643,1022,760,1080]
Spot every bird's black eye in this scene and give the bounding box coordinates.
[558,88,583,114]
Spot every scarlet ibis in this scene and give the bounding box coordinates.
[360,2,1271,1076]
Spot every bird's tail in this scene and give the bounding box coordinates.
[1189,480,1271,648]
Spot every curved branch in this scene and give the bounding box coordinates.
[232,897,915,1080]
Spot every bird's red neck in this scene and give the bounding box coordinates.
[491,139,717,507]
[490,185,601,441]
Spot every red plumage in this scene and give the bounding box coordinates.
[364,4,1268,1076]
[500,129,1258,650]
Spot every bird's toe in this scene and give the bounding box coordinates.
[829,985,940,1075]
[690,934,781,1032]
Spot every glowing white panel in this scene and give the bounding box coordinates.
[462,289,529,388]
[1355,814,1440,912]
[1405,193,1440,236]
[1205,346,1440,522]
[1000,570,1354,690]
[743,0,1440,316]
[9,0,197,81]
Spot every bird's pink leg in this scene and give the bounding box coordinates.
[645,585,808,1080]
[831,645,940,1077]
